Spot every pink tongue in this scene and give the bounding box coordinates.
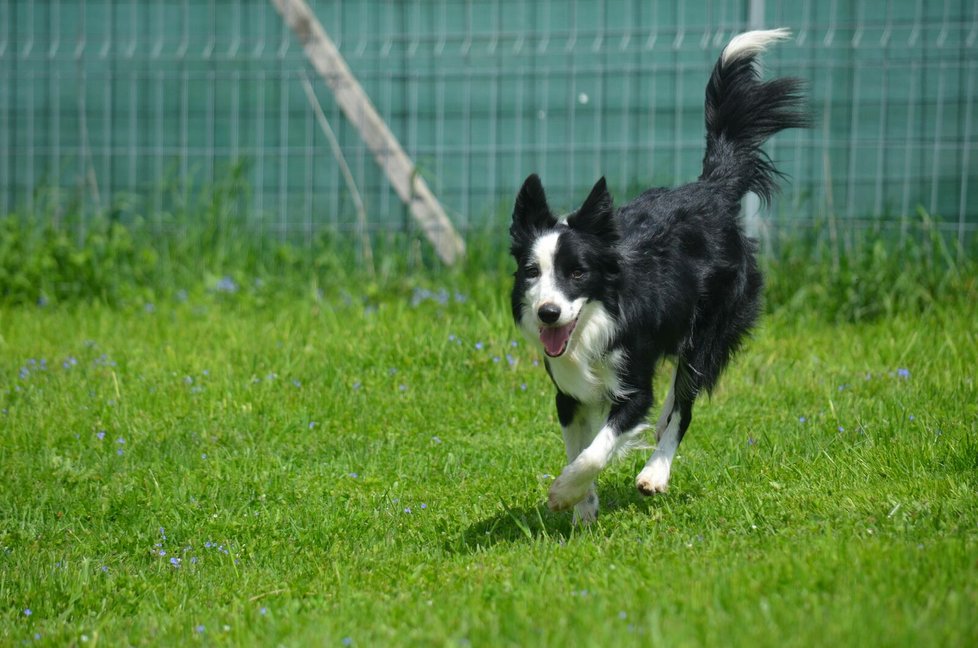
[540,323,573,356]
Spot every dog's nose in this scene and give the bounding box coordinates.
[538,303,561,324]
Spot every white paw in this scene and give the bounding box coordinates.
[635,464,671,496]
[573,490,599,526]
[548,470,593,512]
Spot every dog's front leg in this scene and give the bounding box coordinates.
[548,424,614,513]
[548,391,652,513]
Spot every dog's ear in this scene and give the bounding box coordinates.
[512,174,556,229]
[510,174,557,256]
[568,177,617,244]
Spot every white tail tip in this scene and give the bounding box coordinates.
[721,28,792,66]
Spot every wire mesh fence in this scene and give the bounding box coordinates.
[1,0,976,254]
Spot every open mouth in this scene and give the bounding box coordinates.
[540,319,578,357]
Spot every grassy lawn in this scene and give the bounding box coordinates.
[1,283,976,646]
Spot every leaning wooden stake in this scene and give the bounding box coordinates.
[270,0,465,265]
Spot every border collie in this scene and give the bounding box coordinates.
[509,29,808,524]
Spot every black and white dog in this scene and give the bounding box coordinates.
[509,29,808,523]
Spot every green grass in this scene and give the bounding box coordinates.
[1,280,976,647]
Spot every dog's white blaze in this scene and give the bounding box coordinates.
[721,28,792,66]
[526,231,581,325]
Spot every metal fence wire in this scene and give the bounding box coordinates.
[2,0,976,252]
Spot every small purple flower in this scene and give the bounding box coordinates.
[349,472,358,478]
[398,384,407,392]
[747,436,756,446]
[431,436,442,444]
[215,276,238,293]
[190,557,198,564]
[838,426,845,433]
[506,354,516,366]
[169,557,181,568]
[798,416,807,423]
[160,527,166,539]
[475,342,484,351]
[309,421,317,429]
[116,437,125,444]
[201,453,207,459]
[404,507,412,514]
[342,638,353,647]
[420,503,427,509]
[520,383,528,391]
[510,341,518,348]
[116,449,124,456]
[493,356,501,363]
[97,431,106,440]
[352,381,362,391]
[101,565,108,572]
[448,334,456,342]
[897,368,910,378]
[159,549,166,557]
[292,379,302,388]
[909,414,915,421]
[259,607,267,615]
[24,608,32,616]
[194,624,205,634]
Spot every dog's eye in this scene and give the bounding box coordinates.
[525,266,540,279]
[571,269,586,280]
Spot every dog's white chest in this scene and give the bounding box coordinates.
[547,349,625,405]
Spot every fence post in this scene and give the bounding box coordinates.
[270,0,466,266]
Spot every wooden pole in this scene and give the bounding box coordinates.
[270,0,465,265]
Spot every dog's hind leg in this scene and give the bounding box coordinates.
[556,392,601,524]
[654,365,677,440]
[636,359,699,495]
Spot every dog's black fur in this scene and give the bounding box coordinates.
[509,31,808,513]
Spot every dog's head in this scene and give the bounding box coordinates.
[509,174,620,358]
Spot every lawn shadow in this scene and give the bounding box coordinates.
[450,477,694,554]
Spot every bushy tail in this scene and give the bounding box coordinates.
[700,28,810,203]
